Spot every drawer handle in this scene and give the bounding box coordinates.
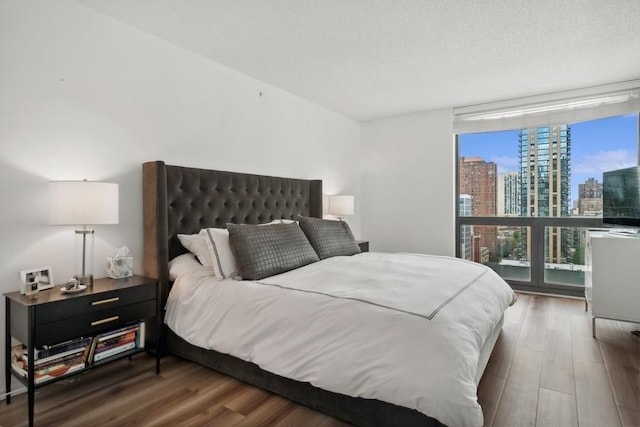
[91,297,120,306]
[91,316,120,326]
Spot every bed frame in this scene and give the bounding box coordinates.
[142,161,444,426]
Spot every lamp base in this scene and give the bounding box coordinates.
[74,228,95,288]
[75,274,94,287]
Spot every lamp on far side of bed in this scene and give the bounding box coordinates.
[328,194,354,221]
[49,180,119,287]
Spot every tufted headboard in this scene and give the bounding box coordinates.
[142,161,322,288]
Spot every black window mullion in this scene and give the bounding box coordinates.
[531,220,545,288]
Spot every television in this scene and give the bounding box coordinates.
[602,165,640,228]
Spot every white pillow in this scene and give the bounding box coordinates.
[168,253,211,281]
[177,233,212,266]
[262,219,297,225]
[202,228,240,279]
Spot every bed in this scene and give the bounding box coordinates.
[142,161,515,426]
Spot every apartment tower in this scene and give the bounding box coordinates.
[459,157,497,254]
[459,194,473,261]
[498,172,521,216]
[578,177,603,216]
[519,125,571,263]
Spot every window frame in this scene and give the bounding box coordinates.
[456,135,613,297]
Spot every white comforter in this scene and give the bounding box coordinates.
[165,252,515,426]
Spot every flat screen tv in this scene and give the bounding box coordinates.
[603,165,640,228]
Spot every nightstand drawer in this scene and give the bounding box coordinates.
[34,300,156,347]
[35,284,155,325]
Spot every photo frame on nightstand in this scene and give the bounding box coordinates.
[19,266,55,294]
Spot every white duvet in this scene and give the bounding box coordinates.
[165,252,515,426]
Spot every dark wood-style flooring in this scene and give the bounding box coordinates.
[1,293,638,426]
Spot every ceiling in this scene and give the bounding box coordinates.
[79,0,640,122]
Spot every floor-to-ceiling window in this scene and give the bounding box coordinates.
[455,87,639,295]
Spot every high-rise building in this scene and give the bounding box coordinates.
[518,125,571,263]
[459,157,497,216]
[459,157,497,254]
[498,172,520,216]
[578,177,603,216]
[459,194,473,261]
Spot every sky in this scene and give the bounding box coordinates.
[459,114,639,205]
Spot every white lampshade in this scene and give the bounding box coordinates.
[328,195,355,217]
[49,181,119,225]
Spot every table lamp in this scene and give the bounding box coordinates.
[328,195,354,221]
[49,180,119,286]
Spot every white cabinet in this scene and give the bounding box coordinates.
[585,230,640,337]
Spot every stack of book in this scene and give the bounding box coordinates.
[10,321,146,384]
[88,321,145,364]
[11,337,92,384]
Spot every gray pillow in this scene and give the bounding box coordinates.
[227,222,319,280]
[298,216,361,259]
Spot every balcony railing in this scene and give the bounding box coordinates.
[456,216,603,297]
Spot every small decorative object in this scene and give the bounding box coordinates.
[49,180,119,287]
[106,246,133,279]
[60,278,87,294]
[26,280,38,300]
[20,267,54,296]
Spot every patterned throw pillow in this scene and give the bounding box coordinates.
[227,223,319,280]
[298,216,361,259]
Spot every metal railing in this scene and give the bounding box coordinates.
[456,216,603,297]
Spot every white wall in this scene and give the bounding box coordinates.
[0,0,361,397]
[361,109,455,255]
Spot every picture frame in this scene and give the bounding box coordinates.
[19,266,55,294]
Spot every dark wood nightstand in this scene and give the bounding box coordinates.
[4,275,160,427]
[357,240,369,252]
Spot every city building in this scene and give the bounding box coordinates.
[459,194,473,261]
[578,177,603,216]
[459,157,497,216]
[519,125,571,263]
[459,157,497,254]
[498,172,520,216]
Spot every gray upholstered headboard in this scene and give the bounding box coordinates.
[142,161,323,287]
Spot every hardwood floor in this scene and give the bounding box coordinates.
[1,293,638,426]
[480,293,639,427]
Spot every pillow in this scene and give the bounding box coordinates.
[201,221,298,279]
[298,216,361,259]
[177,233,212,266]
[262,219,297,225]
[168,253,212,281]
[227,222,319,280]
[273,219,297,224]
[202,228,240,279]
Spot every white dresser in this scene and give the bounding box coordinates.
[585,230,640,337]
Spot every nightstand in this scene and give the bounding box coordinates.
[4,275,160,427]
[357,240,369,252]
